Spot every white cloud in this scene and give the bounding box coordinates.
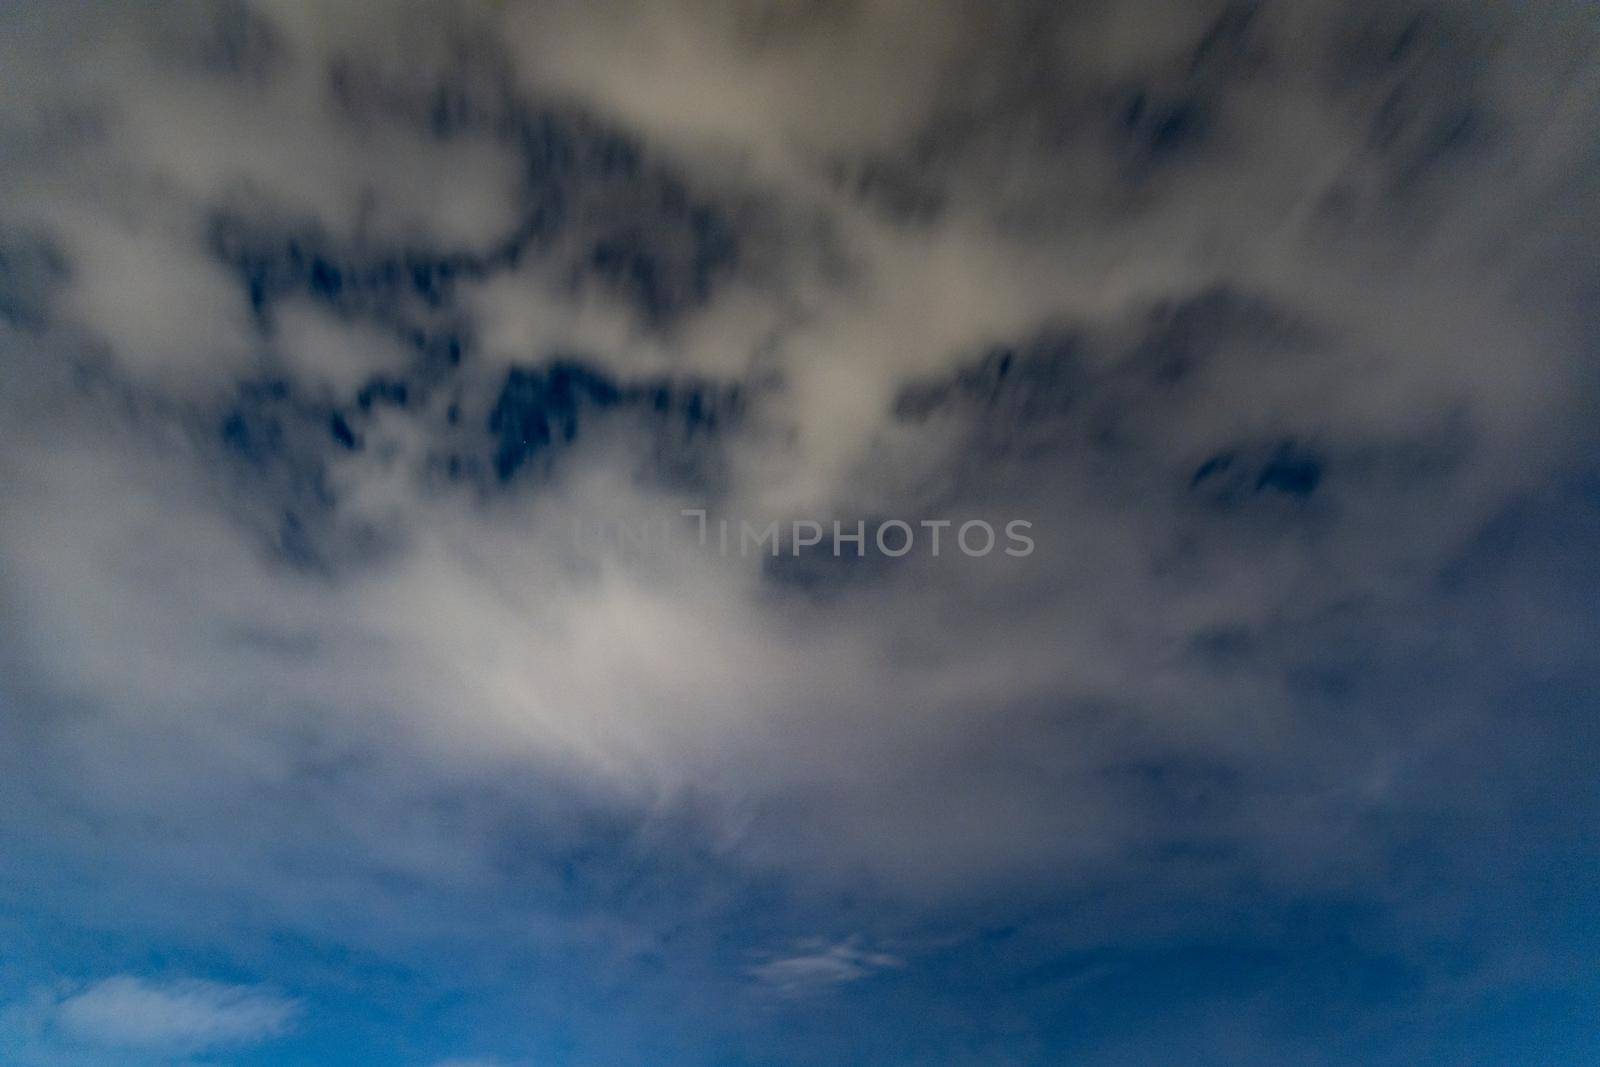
[749,938,905,995]
[53,976,299,1052]
[0,0,1597,979]
[270,298,414,394]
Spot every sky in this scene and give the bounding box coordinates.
[1,1,1598,1064]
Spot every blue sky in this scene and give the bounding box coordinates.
[1,1,1599,1064]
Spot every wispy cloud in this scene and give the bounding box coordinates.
[749,938,905,995]
[53,976,299,1053]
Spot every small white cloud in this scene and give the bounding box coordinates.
[748,938,905,995]
[54,976,299,1052]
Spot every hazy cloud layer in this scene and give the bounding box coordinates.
[1,1,1598,1064]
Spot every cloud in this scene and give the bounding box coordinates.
[0,1,1598,1063]
[52,976,299,1052]
[748,938,906,995]
[0,0,1594,911]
